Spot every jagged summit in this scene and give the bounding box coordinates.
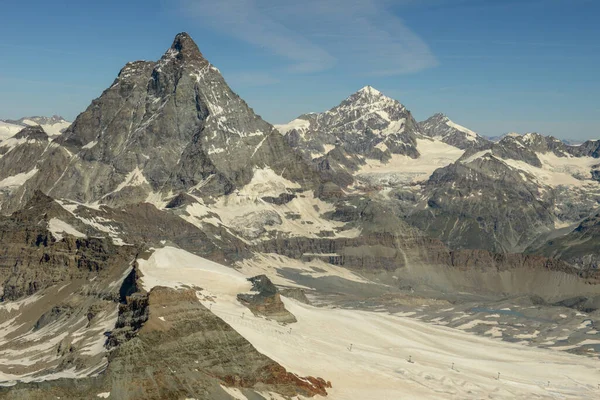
[344,85,399,107]
[356,85,383,96]
[277,86,421,172]
[430,112,448,120]
[169,32,205,61]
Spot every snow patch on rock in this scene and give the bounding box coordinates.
[48,218,87,241]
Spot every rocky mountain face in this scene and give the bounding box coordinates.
[404,133,600,253]
[530,212,600,269]
[0,32,339,398]
[0,191,138,383]
[237,275,297,324]
[419,113,490,149]
[0,33,318,214]
[275,87,600,255]
[276,86,421,186]
[0,121,23,142]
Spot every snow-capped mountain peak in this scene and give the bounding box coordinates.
[419,113,488,149]
[277,87,421,168]
[341,86,402,111]
[356,85,383,97]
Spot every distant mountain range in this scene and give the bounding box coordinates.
[0,115,70,141]
[485,132,585,146]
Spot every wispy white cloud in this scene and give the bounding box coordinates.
[179,0,438,75]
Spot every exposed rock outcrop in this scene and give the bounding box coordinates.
[238,275,297,324]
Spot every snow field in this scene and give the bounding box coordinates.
[139,247,600,400]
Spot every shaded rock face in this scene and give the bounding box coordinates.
[0,192,137,301]
[0,32,320,214]
[250,201,600,300]
[0,191,138,383]
[280,288,311,305]
[0,126,50,185]
[531,212,600,270]
[419,113,489,149]
[0,287,330,400]
[407,154,556,253]
[70,201,236,262]
[238,275,297,324]
[13,125,49,141]
[592,164,600,182]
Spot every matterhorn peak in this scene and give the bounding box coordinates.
[168,32,205,62]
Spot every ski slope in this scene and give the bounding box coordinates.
[139,247,600,400]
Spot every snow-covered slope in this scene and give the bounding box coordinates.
[179,166,360,242]
[22,116,71,137]
[0,116,71,139]
[419,113,489,149]
[139,246,600,400]
[0,121,23,141]
[356,137,465,185]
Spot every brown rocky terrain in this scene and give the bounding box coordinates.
[1,287,330,400]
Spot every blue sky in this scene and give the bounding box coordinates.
[0,0,598,139]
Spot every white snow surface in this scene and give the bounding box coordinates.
[501,152,598,187]
[446,119,478,141]
[460,147,600,188]
[138,246,251,293]
[274,118,311,135]
[102,167,149,199]
[358,138,464,183]
[82,140,98,149]
[0,118,70,140]
[461,150,492,164]
[182,167,360,241]
[0,168,39,189]
[139,246,600,400]
[0,121,23,141]
[36,121,71,138]
[48,218,87,241]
